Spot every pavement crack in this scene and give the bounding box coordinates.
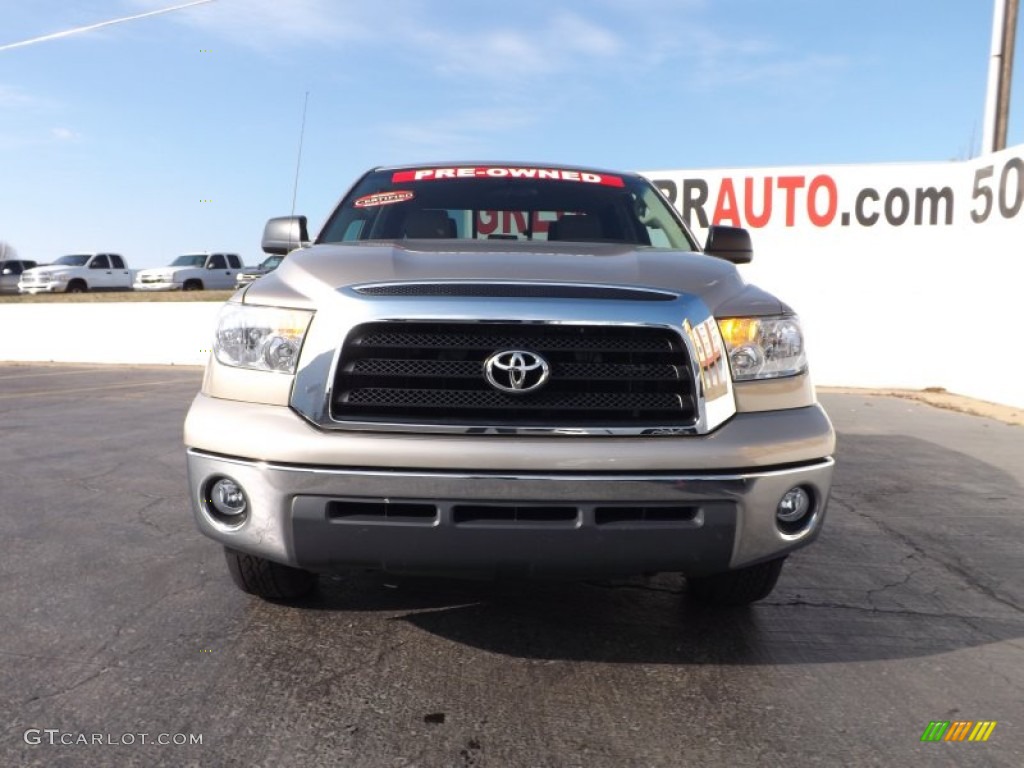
[68,461,129,493]
[135,497,171,536]
[825,492,857,515]
[765,597,1019,624]
[864,552,923,606]
[22,665,110,706]
[829,490,1023,615]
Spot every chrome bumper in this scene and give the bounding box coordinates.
[186,447,834,578]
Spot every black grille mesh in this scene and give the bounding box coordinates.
[346,388,683,411]
[356,330,669,353]
[348,359,680,381]
[332,322,697,427]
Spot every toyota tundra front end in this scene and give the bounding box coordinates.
[184,163,835,606]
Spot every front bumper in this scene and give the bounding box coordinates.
[185,397,835,578]
[133,281,181,291]
[18,283,63,293]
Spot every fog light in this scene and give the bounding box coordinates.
[777,487,810,523]
[776,486,814,535]
[207,477,248,522]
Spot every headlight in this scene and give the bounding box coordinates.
[717,315,807,381]
[214,303,313,374]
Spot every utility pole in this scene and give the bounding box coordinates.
[983,0,1019,153]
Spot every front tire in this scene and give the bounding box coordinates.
[66,280,87,293]
[224,547,317,601]
[183,279,203,291]
[686,557,785,607]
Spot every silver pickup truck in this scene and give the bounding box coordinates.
[184,163,835,606]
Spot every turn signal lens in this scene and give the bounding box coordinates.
[716,315,807,381]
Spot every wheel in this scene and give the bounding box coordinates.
[66,280,87,293]
[686,557,785,607]
[223,547,317,601]
[183,280,203,291]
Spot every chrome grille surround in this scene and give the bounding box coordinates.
[289,281,735,436]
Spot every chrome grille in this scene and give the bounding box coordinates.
[332,322,697,428]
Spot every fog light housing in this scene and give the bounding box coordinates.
[204,476,248,527]
[776,486,813,534]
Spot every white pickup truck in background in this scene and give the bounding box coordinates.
[18,253,133,293]
[134,252,243,291]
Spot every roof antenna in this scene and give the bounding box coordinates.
[290,91,309,218]
[289,91,310,246]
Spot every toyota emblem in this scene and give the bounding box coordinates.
[484,350,550,393]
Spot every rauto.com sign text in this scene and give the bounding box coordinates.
[649,152,1023,232]
[642,145,1024,408]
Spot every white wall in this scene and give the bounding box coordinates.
[644,145,1024,408]
[0,302,219,366]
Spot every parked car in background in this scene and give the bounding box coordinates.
[134,252,243,291]
[0,259,38,294]
[18,253,131,293]
[234,254,285,288]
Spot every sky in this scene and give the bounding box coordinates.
[0,0,1020,268]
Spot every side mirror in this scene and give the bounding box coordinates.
[704,225,753,264]
[262,216,309,255]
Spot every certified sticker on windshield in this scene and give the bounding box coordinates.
[354,190,415,208]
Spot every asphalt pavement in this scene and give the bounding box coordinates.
[0,363,1021,767]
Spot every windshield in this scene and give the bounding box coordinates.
[318,166,697,250]
[54,254,92,266]
[260,255,284,270]
[170,254,207,267]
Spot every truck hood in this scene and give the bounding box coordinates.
[242,241,785,316]
[23,265,76,276]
